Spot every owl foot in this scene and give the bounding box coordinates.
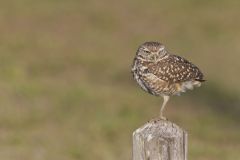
[159,116,167,121]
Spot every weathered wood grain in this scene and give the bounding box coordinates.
[133,118,187,160]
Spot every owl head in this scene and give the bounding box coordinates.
[136,41,168,61]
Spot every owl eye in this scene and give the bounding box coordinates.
[144,50,151,54]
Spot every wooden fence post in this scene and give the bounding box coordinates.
[133,118,188,160]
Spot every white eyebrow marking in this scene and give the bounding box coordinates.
[158,46,165,51]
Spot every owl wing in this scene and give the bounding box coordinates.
[147,54,204,83]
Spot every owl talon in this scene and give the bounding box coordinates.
[160,116,167,120]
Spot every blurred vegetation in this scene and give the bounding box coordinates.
[0,0,240,160]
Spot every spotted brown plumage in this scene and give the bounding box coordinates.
[131,41,205,119]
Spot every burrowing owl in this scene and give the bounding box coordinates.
[131,41,205,120]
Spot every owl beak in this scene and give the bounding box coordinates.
[153,52,158,62]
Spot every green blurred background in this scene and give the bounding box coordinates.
[0,0,240,160]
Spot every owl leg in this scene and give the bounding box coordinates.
[160,95,170,120]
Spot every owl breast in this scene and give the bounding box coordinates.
[132,58,176,96]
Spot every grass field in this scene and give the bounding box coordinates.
[0,0,240,160]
